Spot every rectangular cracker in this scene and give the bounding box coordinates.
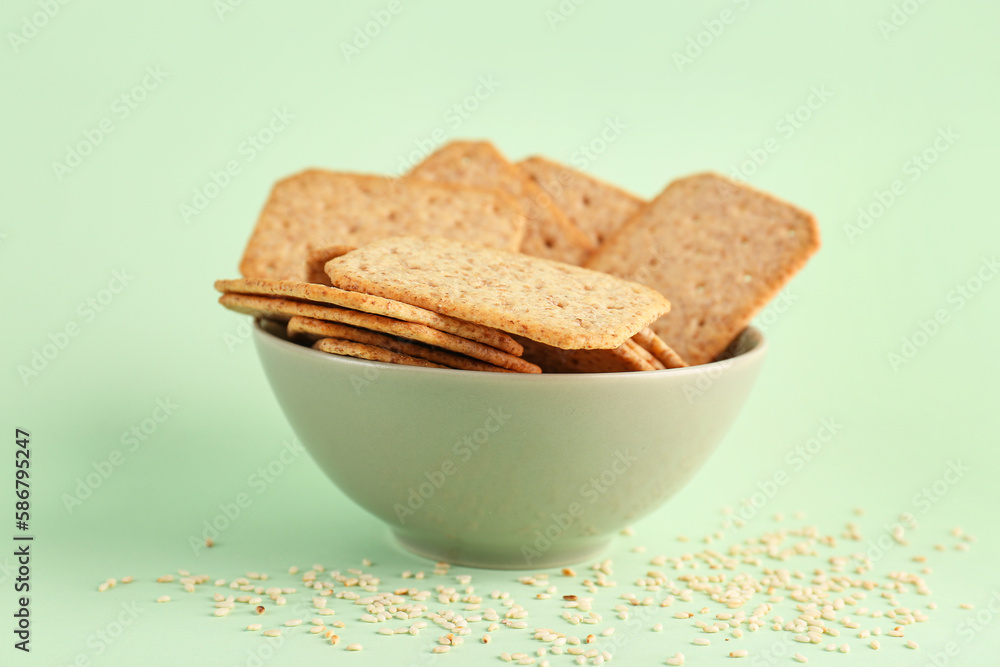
[407,141,595,265]
[624,338,663,370]
[215,277,523,356]
[287,317,514,373]
[218,293,540,373]
[312,337,446,369]
[586,173,819,365]
[324,236,671,350]
[518,156,645,248]
[514,336,650,373]
[239,170,526,280]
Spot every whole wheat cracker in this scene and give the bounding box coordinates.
[214,277,523,356]
[407,141,594,265]
[218,293,540,373]
[312,337,446,369]
[287,316,515,373]
[239,170,526,280]
[515,336,651,373]
[624,338,663,370]
[586,173,819,365]
[324,236,671,350]
[632,328,688,369]
[518,156,645,248]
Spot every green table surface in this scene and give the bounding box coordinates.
[2,1,998,665]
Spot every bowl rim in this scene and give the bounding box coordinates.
[252,319,767,382]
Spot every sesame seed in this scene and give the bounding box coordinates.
[262,629,281,637]
[839,643,850,653]
[693,637,710,646]
[653,623,663,632]
[285,619,302,627]
[793,653,808,663]
[730,649,748,657]
[156,596,170,603]
[345,643,362,651]
[870,640,880,650]
[906,640,919,649]
[213,608,230,617]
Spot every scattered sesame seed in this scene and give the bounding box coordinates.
[262,629,281,638]
[345,643,362,651]
[156,596,170,603]
[906,640,919,649]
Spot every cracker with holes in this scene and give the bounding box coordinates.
[239,170,526,280]
[586,173,819,365]
[518,155,645,249]
[324,236,671,351]
[407,141,595,265]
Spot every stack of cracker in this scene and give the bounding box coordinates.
[217,139,819,372]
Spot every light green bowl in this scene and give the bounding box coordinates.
[253,321,767,569]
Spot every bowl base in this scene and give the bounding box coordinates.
[393,530,613,570]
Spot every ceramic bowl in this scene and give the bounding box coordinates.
[253,321,766,568]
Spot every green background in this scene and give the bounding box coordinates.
[2,0,998,665]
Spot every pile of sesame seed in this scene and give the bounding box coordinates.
[96,509,976,664]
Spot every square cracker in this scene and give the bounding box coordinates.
[586,173,819,365]
[518,156,645,248]
[287,316,514,373]
[218,293,540,373]
[324,236,671,350]
[239,170,526,281]
[214,277,523,356]
[407,141,594,265]
[515,336,651,373]
[311,337,446,369]
[632,328,687,369]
